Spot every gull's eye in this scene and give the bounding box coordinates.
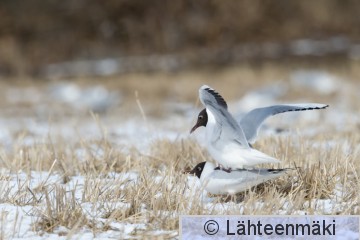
[198,115,203,120]
[197,167,202,171]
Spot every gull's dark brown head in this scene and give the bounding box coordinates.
[189,162,206,179]
[190,108,208,134]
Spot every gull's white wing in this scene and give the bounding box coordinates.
[199,85,250,148]
[210,168,288,181]
[204,168,290,194]
[240,103,329,144]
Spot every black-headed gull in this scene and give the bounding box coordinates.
[189,161,290,195]
[190,85,328,170]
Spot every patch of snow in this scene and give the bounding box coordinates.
[48,82,121,112]
[290,70,340,95]
[290,37,350,56]
[235,83,288,112]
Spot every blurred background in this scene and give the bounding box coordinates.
[0,0,360,150]
[1,0,360,77]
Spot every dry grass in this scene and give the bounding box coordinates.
[0,63,360,238]
[0,127,358,238]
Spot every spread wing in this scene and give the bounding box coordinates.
[240,103,329,143]
[199,85,250,148]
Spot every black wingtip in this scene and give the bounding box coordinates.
[277,104,329,114]
[267,168,295,174]
[204,87,228,109]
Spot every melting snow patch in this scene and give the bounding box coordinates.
[290,70,340,95]
[235,83,288,112]
[48,82,121,112]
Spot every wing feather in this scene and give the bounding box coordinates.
[199,85,250,148]
[240,103,329,143]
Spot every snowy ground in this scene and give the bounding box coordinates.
[0,68,359,239]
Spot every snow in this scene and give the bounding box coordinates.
[0,73,359,238]
[0,170,147,239]
[290,37,350,56]
[235,83,288,111]
[48,82,121,112]
[290,70,340,95]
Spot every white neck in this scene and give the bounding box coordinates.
[205,108,216,140]
[206,108,216,125]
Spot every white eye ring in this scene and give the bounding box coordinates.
[199,115,203,119]
[198,167,202,171]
